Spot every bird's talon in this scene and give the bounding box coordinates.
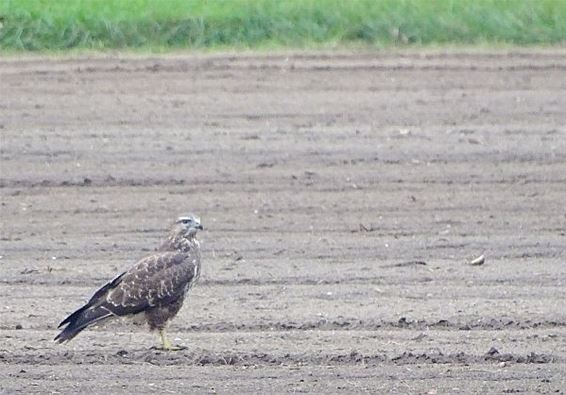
[169,345,187,351]
[151,345,187,351]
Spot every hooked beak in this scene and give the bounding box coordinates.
[196,224,204,230]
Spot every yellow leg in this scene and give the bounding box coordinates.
[158,328,186,351]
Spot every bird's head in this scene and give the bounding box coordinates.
[173,214,203,238]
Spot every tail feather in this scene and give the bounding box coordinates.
[54,306,112,343]
[55,272,126,342]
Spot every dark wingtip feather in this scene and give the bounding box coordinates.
[53,327,72,344]
[54,316,85,343]
[57,319,69,329]
[54,307,112,344]
[53,331,67,343]
[54,328,83,343]
[57,304,91,329]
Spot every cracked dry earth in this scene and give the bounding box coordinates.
[0,50,565,394]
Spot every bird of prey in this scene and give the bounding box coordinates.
[54,214,203,350]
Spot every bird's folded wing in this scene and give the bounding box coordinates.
[101,251,195,316]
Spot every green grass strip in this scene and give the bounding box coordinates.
[1,0,565,51]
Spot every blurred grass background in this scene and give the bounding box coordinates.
[1,0,565,51]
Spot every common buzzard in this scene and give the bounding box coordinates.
[54,214,203,350]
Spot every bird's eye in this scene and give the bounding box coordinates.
[181,219,191,224]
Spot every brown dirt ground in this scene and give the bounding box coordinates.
[1,50,565,394]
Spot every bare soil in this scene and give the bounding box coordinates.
[1,50,565,394]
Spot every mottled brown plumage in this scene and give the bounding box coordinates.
[55,214,203,350]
